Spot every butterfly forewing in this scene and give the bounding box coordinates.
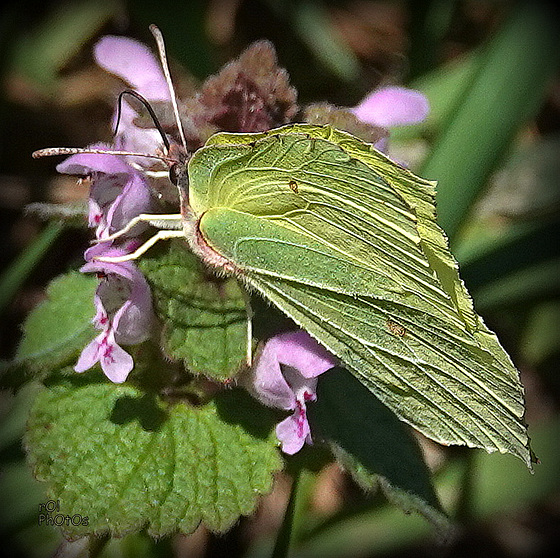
[187,125,531,465]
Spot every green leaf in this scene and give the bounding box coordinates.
[470,134,560,221]
[419,3,560,241]
[8,0,120,91]
[407,0,457,81]
[24,380,282,538]
[473,257,560,313]
[139,242,248,381]
[391,52,480,143]
[12,271,97,374]
[0,221,63,314]
[308,368,450,532]
[292,1,360,83]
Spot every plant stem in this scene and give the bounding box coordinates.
[271,467,315,558]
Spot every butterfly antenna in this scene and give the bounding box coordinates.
[115,90,171,153]
[32,147,178,163]
[149,24,187,151]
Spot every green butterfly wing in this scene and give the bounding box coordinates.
[186,125,531,465]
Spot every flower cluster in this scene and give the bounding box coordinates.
[56,36,173,382]
[73,245,153,382]
[59,32,428,450]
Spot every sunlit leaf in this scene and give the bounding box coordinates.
[139,242,248,381]
[25,381,281,538]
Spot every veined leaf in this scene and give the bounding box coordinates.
[139,242,248,381]
[25,381,281,538]
[183,124,531,466]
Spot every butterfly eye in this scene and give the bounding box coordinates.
[169,163,180,185]
[169,162,189,193]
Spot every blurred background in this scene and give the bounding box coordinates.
[1,1,559,557]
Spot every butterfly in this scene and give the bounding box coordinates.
[33,26,531,466]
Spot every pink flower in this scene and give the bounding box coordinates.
[94,36,171,163]
[353,86,429,128]
[94,36,171,101]
[75,327,134,384]
[253,331,337,454]
[56,144,152,240]
[57,36,168,383]
[352,85,429,152]
[75,245,154,383]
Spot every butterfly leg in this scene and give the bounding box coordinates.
[95,230,185,263]
[242,290,254,367]
[97,213,183,243]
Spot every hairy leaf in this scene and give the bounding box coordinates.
[139,242,248,381]
[25,381,281,538]
[13,272,97,374]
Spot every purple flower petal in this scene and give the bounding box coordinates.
[274,330,337,379]
[254,330,336,409]
[276,406,312,455]
[102,172,152,236]
[112,103,168,160]
[81,245,137,279]
[92,293,109,330]
[56,144,132,176]
[98,329,135,383]
[74,329,134,383]
[82,247,154,344]
[110,282,153,346]
[352,86,429,128]
[373,137,389,153]
[253,330,336,454]
[75,334,104,373]
[88,198,104,230]
[94,36,171,102]
[253,337,296,410]
[59,145,152,240]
